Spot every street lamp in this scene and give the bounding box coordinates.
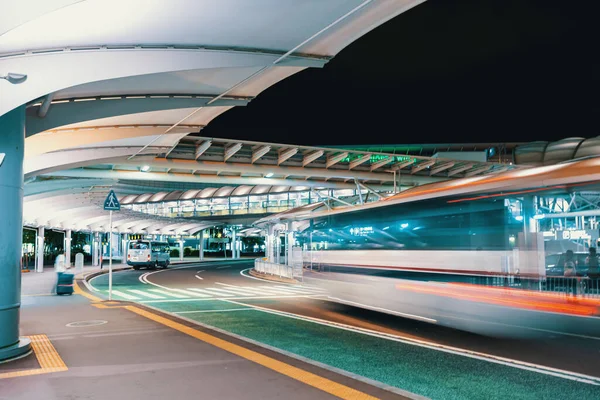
[0,72,27,84]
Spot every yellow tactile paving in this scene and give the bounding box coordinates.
[126,305,378,400]
[73,279,102,302]
[0,335,67,379]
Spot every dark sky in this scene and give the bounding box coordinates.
[202,0,597,146]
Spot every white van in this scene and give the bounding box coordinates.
[126,240,171,270]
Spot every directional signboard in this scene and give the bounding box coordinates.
[103,190,120,211]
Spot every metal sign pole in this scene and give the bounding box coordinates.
[109,210,113,301]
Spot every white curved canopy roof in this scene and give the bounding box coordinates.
[7,1,524,235]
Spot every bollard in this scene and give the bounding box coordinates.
[75,253,84,275]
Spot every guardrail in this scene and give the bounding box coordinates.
[254,258,294,280]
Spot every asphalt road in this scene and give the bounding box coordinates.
[89,260,600,400]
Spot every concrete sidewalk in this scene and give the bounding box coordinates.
[3,278,405,399]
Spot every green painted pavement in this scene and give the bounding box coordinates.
[90,273,600,400]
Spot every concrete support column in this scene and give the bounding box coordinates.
[179,240,184,261]
[0,106,31,361]
[199,230,204,261]
[64,229,72,268]
[231,229,237,259]
[121,233,128,260]
[266,225,275,263]
[92,232,100,266]
[286,222,294,266]
[36,226,45,273]
[275,233,281,264]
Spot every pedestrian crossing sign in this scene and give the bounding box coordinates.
[104,190,121,211]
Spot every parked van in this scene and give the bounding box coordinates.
[126,240,170,270]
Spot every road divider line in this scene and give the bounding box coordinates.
[124,305,378,400]
[221,299,600,386]
[195,275,203,280]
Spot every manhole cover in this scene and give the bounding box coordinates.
[66,320,108,328]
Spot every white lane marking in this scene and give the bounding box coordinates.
[281,285,326,293]
[174,308,254,314]
[177,288,211,297]
[110,290,139,300]
[221,299,600,386]
[184,288,230,297]
[209,286,262,296]
[197,270,205,273]
[197,288,238,297]
[139,295,319,303]
[138,272,149,285]
[444,314,600,342]
[195,275,203,280]
[168,288,212,297]
[128,289,165,299]
[257,286,316,295]
[148,289,189,298]
[215,283,317,297]
[326,297,437,323]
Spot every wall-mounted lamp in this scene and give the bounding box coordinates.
[0,72,27,84]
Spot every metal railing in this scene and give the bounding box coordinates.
[466,275,600,298]
[254,258,294,280]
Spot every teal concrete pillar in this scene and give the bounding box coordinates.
[199,230,204,261]
[0,106,31,361]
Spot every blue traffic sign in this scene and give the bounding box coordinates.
[103,190,121,211]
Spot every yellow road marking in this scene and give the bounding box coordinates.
[73,279,102,302]
[0,335,67,379]
[92,303,128,309]
[126,305,378,400]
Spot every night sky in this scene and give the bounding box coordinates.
[202,0,597,146]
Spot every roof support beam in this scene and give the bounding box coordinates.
[310,191,331,210]
[354,179,364,204]
[303,150,324,167]
[252,145,271,163]
[37,93,55,118]
[448,163,474,177]
[430,161,455,175]
[349,154,370,170]
[411,160,435,174]
[195,140,212,160]
[356,182,383,199]
[311,191,352,207]
[464,165,493,177]
[224,143,243,162]
[389,159,414,171]
[278,147,298,165]
[326,152,348,168]
[370,156,393,171]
